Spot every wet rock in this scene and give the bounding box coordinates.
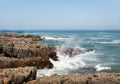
[85,49,93,52]
[49,52,58,61]
[56,46,93,57]
[0,67,37,84]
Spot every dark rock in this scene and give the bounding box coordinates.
[49,52,58,61]
[85,49,93,52]
[2,42,14,56]
[56,46,93,57]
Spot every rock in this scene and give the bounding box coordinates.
[2,42,14,56]
[56,46,93,57]
[26,72,120,84]
[0,34,56,58]
[0,32,43,41]
[0,32,58,69]
[0,56,53,69]
[0,67,37,84]
[85,49,93,52]
[49,52,58,61]
[0,77,11,84]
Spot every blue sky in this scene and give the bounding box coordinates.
[0,0,120,30]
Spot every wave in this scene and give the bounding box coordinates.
[37,47,95,77]
[44,36,68,41]
[95,64,111,71]
[112,40,120,44]
[99,40,120,44]
[23,32,41,35]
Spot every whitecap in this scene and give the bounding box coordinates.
[112,40,120,44]
[95,64,111,71]
[44,36,68,41]
[99,40,120,44]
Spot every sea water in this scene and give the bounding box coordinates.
[0,30,120,77]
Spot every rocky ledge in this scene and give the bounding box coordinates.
[26,72,120,84]
[0,32,58,69]
[0,67,36,84]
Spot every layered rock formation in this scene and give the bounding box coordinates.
[0,67,36,84]
[0,56,53,69]
[0,32,57,69]
[0,32,56,83]
[26,72,120,84]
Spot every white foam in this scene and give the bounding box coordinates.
[99,40,120,44]
[37,49,95,77]
[89,37,110,40]
[95,64,111,71]
[23,32,40,35]
[44,36,68,41]
[112,40,120,44]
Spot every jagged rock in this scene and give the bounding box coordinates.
[56,46,93,57]
[26,73,120,84]
[49,52,58,61]
[0,33,56,58]
[0,32,58,69]
[0,67,37,84]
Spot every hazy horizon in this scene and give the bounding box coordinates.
[0,27,120,30]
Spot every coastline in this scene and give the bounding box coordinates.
[0,32,120,84]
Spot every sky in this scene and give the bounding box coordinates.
[0,0,120,30]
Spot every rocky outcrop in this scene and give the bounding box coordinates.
[26,72,120,84]
[0,67,36,84]
[0,32,43,41]
[0,32,58,69]
[57,46,93,57]
[1,32,119,84]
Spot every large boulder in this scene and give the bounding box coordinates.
[0,67,37,84]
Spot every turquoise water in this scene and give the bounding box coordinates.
[0,30,120,76]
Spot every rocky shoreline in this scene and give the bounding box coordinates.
[0,32,57,69]
[0,32,120,84]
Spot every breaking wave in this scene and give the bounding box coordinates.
[44,36,68,41]
[100,40,120,44]
[37,47,95,77]
[95,64,111,71]
[32,31,120,77]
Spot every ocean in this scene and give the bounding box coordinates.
[0,30,120,77]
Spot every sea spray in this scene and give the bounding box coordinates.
[37,47,95,77]
[21,30,120,76]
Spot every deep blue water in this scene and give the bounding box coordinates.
[0,30,120,76]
